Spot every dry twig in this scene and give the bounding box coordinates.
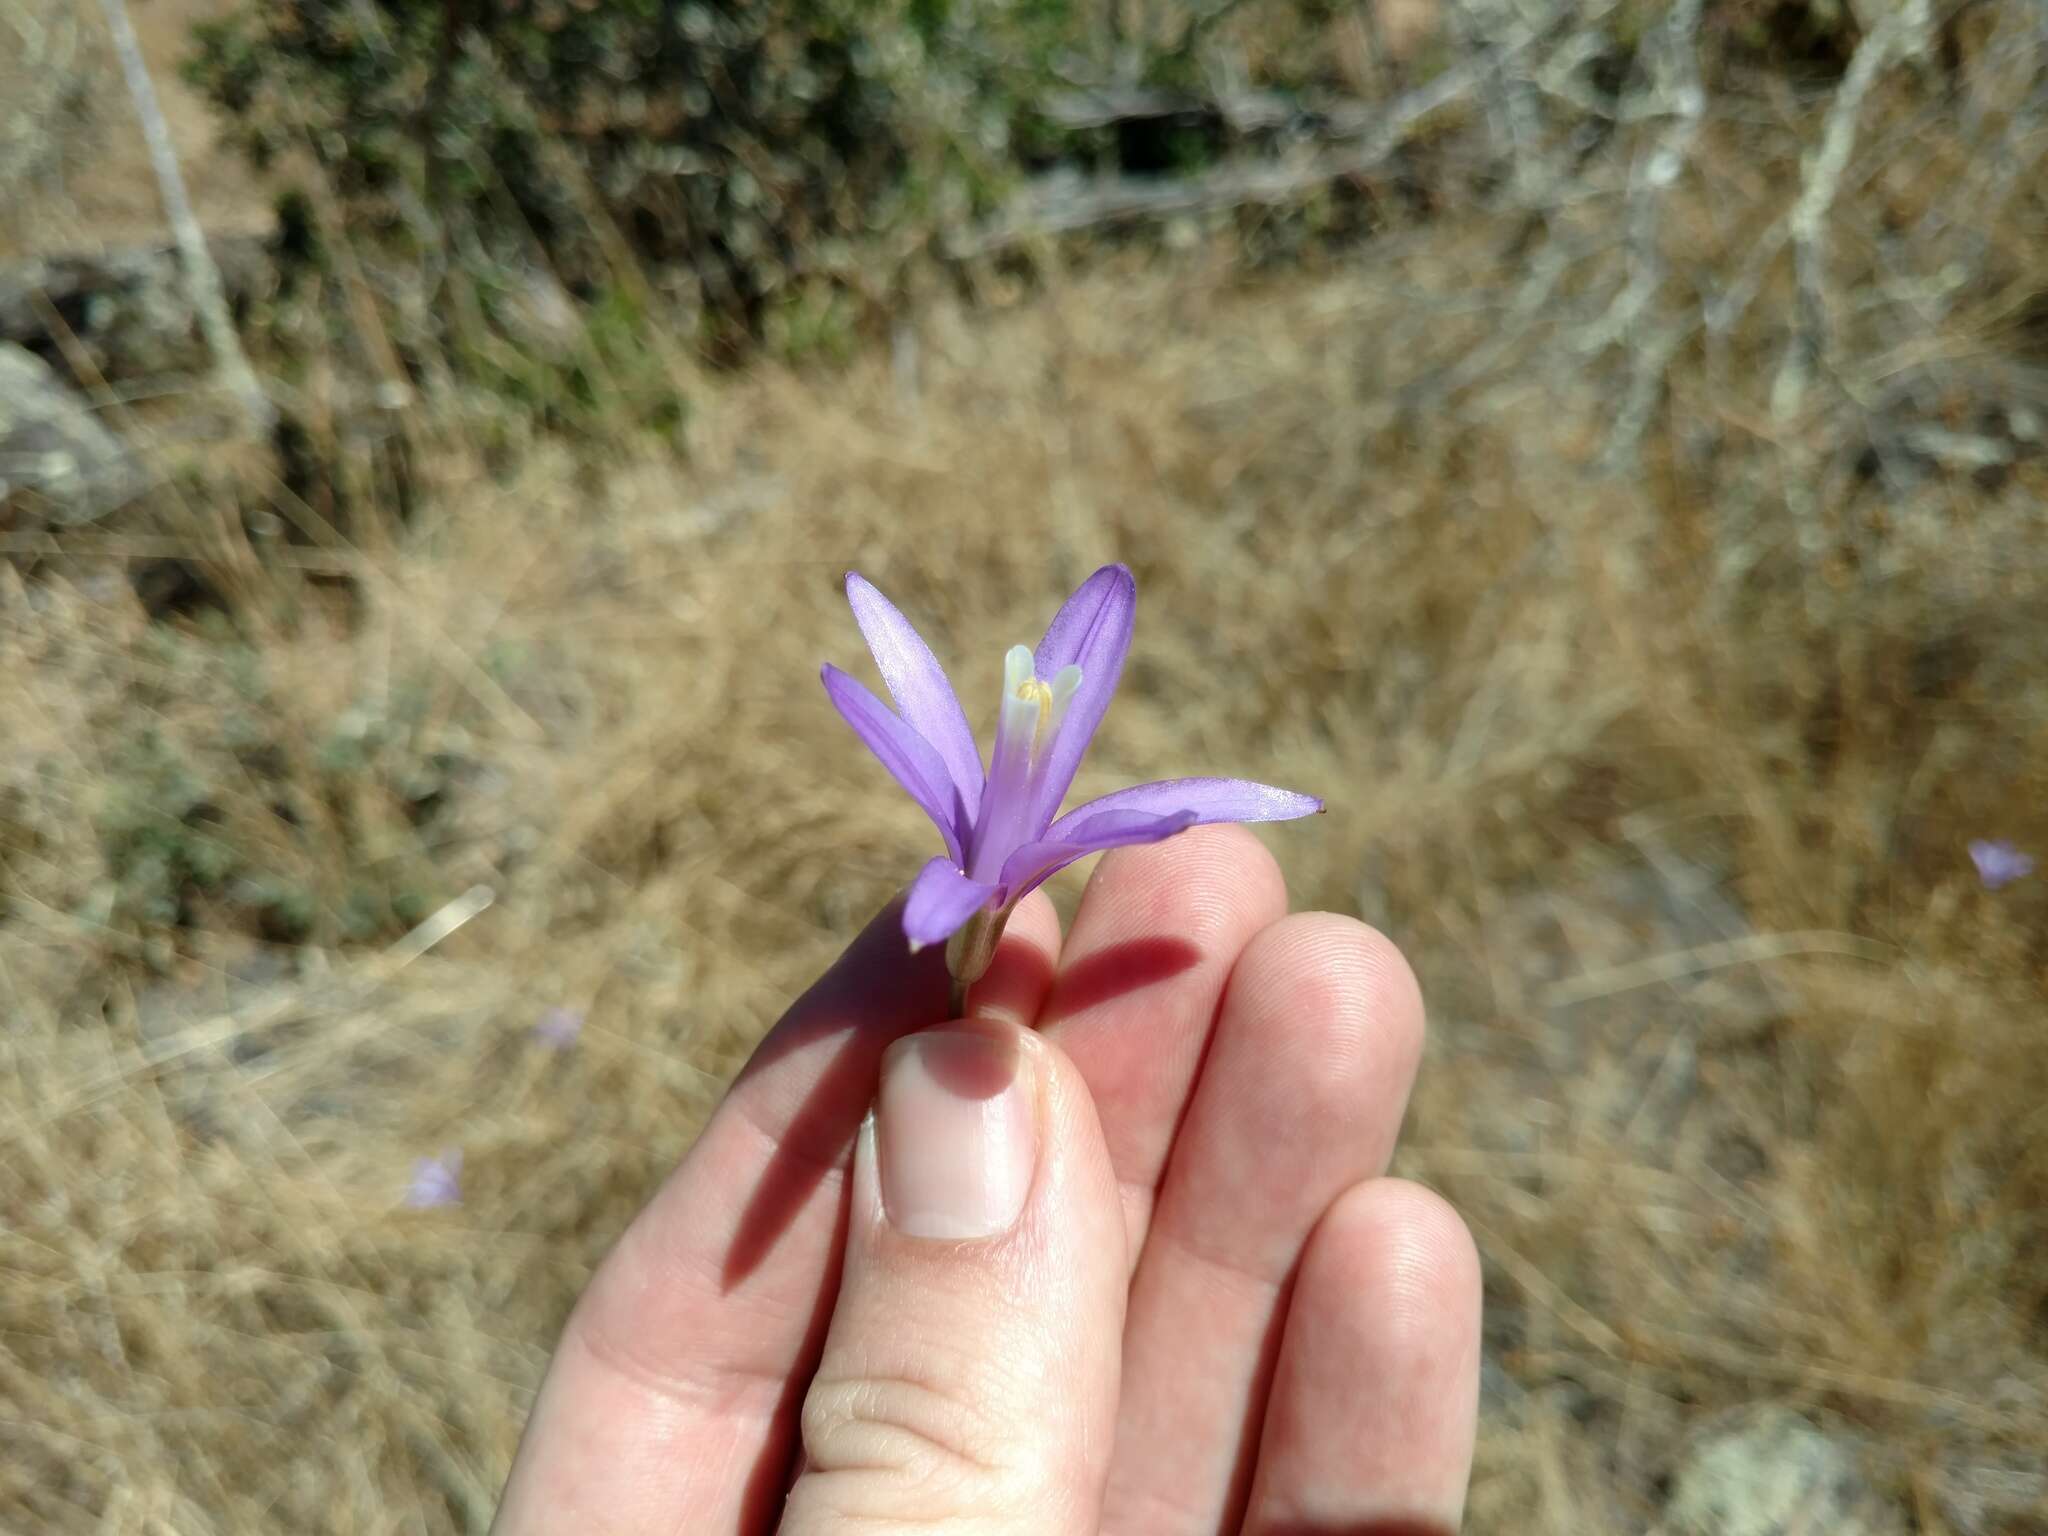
[96,0,272,436]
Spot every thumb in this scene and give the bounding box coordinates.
[780,1019,1127,1536]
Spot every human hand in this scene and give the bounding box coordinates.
[493,825,1481,1535]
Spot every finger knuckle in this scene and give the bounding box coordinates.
[797,1362,1013,1512]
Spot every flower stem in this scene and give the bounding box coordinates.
[943,906,1008,1018]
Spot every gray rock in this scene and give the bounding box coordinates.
[0,235,271,376]
[1658,1406,1907,1536]
[0,342,147,528]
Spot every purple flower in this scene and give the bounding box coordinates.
[534,1006,583,1049]
[403,1149,462,1209]
[822,564,1323,961]
[1969,839,2034,891]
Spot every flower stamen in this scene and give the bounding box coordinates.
[969,648,1082,883]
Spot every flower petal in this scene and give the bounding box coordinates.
[1969,838,2034,891]
[1047,776,1325,840]
[1030,563,1137,828]
[845,573,986,819]
[997,805,1198,902]
[534,1006,583,1049]
[404,1149,463,1209]
[822,664,966,863]
[903,856,997,948]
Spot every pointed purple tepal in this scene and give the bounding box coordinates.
[823,565,1323,950]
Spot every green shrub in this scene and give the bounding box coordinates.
[185,0,1075,361]
[96,733,243,931]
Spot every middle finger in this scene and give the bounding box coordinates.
[1035,823,1290,1260]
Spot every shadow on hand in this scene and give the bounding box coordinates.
[718,899,948,1293]
[718,924,1198,1292]
[1257,1524,1457,1536]
[1045,932,1203,1018]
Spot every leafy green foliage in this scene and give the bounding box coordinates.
[96,733,239,930]
[185,0,1075,358]
[71,633,460,958]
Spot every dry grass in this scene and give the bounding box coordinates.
[7,3,2048,1531]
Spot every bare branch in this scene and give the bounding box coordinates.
[1038,85,1306,135]
[961,18,1554,256]
[1593,0,1707,470]
[96,0,273,436]
[1769,0,1929,425]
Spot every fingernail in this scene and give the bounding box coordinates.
[877,1027,1037,1240]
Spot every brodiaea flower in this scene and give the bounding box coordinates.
[1969,839,2034,891]
[534,1006,583,1049]
[403,1149,463,1209]
[823,564,1322,1000]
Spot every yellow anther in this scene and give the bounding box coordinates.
[1015,676,1056,753]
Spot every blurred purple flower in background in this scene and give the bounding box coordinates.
[534,1006,583,1049]
[403,1149,463,1209]
[823,564,1321,994]
[1969,839,2034,891]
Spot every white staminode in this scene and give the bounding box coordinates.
[998,644,1082,760]
[970,646,1083,881]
